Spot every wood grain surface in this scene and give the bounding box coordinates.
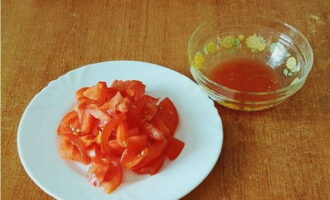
[2,0,330,199]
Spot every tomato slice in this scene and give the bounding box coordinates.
[142,96,158,121]
[166,137,185,160]
[106,88,118,101]
[155,98,179,136]
[104,164,122,194]
[79,135,95,149]
[134,154,166,175]
[116,121,128,147]
[132,139,167,170]
[150,113,171,137]
[83,81,107,104]
[126,135,148,153]
[142,122,165,141]
[101,117,123,154]
[111,80,145,99]
[108,140,125,157]
[86,104,110,126]
[59,137,90,165]
[57,111,79,135]
[127,127,140,137]
[87,161,110,186]
[75,87,89,102]
[121,149,146,169]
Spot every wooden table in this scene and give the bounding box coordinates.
[2,0,330,199]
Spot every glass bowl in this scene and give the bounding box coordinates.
[188,16,313,111]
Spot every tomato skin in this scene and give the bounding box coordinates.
[166,137,185,160]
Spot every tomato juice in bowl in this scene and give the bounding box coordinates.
[188,16,313,111]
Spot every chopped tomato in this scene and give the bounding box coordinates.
[121,149,145,169]
[142,96,158,121]
[156,98,179,136]
[132,139,167,170]
[142,122,165,141]
[108,140,125,157]
[100,116,123,154]
[79,135,96,149]
[116,121,128,147]
[104,165,122,194]
[87,161,110,186]
[86,104,110,126]
[111,80,145,99]
[134,154,166,175]
[100,92,123,114]
[127,127,140,137]
[166,137,185,160]
[59,137,90,165]
[57,111,79,135]
[151,113,171,137]
[126,135,148,153]
[106,88,118,101]
[75,87,95,103]
[83,81,107,104]
[57,80,184,194]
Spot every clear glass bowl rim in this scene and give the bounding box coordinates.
[188,15,314,95]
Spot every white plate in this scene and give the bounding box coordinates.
[17,61,223,200]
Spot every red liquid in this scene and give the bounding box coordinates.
[210,59,281,92]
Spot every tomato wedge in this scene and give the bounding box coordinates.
[116,121,128,147]
[121,149,145,169]
[134,154,166,175]
[87,161,110,186]
[132,139,167,171]
[127,127,140,137]
[108,140,125,157]
[166,137,185,160]
[100,116,123,154]
[83,81,107,105]
[158,98,179,134]
[104,165,122,194]
[59,137,90,165]
[126,135,148,153]
[111,80,145,99]
[57,111,79,135]
[142,122,165,141]
[86,104,110,126]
